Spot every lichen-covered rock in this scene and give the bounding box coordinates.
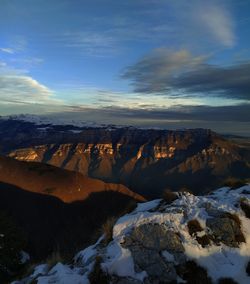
[129,245,176,282]
[125,223,184,253]
[207,217,244,247]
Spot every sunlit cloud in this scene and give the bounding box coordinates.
[0,74,62,106]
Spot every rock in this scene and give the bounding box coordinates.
[128,223,184,253]
[129,245,177,282]
[121,223,183,282]
[206,217,244,247]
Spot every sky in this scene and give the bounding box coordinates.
[0,0,250,135]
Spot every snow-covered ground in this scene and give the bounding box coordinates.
[13,185,250,284]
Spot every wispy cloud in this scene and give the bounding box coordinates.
[0,74,61,106]
[0,47,15,54]
[196,1,236,47]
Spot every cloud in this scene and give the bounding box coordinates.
[0,47,14,54]
[0,61,7,67]
[46,103,250,136]
[0,74,61,106]
[194,1,236,47]
[122,48,250,100]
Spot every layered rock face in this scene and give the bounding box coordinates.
[2,118,249,197]
[15,185,250,284]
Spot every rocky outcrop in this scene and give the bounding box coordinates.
[15,185,250,284]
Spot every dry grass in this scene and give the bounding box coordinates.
[223,177,247,190]
[187,219,211,247]
[187,219,203,236]
[102,217,117,245]
[121,200,137,215]
[88,256,110,284]
[223,212,241,226]
[162,189,178,204]
[196,235,211,247]
[240,201,250,218]
[222,212,246,244]
[46,250,64,270]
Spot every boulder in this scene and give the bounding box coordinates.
[207,217,244,247]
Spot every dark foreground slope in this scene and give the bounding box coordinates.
[0,182,140,260]
[0,156,144,260]
[1,118,249,197]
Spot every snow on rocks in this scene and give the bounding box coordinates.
[13,185,250,283]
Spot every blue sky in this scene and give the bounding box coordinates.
[0,0,250,134]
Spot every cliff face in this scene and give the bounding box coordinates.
[1,118,249,197]
[6,129,250,197]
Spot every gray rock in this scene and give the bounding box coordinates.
[127,223,184,253]
[129,245,177,282]
[206,217,243,247]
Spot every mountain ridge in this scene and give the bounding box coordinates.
[1,117,249,197]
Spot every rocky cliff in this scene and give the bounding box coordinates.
[2,117,249,197]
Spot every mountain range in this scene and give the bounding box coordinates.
[1,116,249,198]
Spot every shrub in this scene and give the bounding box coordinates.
[162,189,178,204]
[88,256,110,284]
[0,211,27,283]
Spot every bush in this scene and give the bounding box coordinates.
[0,211,27,283]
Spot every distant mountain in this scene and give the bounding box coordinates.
[1,116,249,197]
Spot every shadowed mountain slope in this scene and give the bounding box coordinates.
[0,155,144,203]
[0,181,142,260]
